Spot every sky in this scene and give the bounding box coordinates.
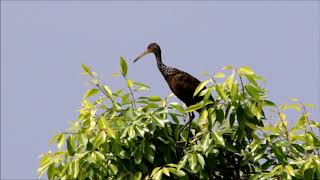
[1,1,319,179]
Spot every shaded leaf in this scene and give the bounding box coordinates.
[120,57,128,76]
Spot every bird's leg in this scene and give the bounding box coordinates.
[179,113,194,134]
[185,112,195,147]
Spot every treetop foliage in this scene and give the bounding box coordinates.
[38,57,320,179]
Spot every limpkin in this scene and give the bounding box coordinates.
[133,43,214,144]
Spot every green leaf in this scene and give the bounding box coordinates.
[98,117,107,129]
[71,160,80,178]
[244,122,258,130]
[153,170,163,180]
[216,84,227,102]
[134,151,142,164]
[245,74,258,87]
[162,167,170,177]
[286,165,295,176]
[151,167,161,177]
[199,109,208,125]
[223,65,233,70]
[67,136,75,156]
[127,79,134,89]
[188,153,197,171]
[171,169,186,177]
[289,97,299,102]
[245,84,260,100]
[202,133,211,153]
[135,126,145,137]
[186,101,204,112]
[57,134,65,150]
[144,144,155,163]
[49,133,61,146]
[151,115,165,127]
[128,126,136,139]
[95,151,105,161]
[109,164,118,175]
[133,171,142,180]
[78,134,88,147]
[120,56,128,76]
[93,132,106,148]
[102,85,112,97]
[197,153,205,169]
[212,131,225,147]
[148,96,162,102]
[225,73,235,90]
[313,158,320,177]
[134,81,150,91]
[84,89,99,98]
[238,66,254,75]
[230,81,238,101]
[262,100,276,107]
[82,64,92,76]
[214,72,225,78]
[272,143,286,162]
[194,80,210,97]
[107,127,117,139]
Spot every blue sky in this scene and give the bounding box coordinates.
[1,1,319,179]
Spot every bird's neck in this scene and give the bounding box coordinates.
[155,53,165,71]
[155,53,172,80]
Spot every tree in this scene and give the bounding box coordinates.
[38,58,320,179]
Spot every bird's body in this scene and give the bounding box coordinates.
[157,61,203,107]
[133,43,214,145]
[134,43,211,109]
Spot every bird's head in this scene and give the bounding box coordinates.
[133,43,161,63]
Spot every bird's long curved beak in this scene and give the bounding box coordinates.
[133,49,150,63]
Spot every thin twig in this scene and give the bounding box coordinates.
[123,76,137,109]
[277,109,290,142]
[300,102,319,155]
[239,75,246,98]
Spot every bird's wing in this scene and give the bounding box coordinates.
[168,71,202,106]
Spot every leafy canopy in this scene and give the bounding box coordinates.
[38,58,320,180]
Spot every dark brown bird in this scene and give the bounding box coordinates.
[133,43,214,142]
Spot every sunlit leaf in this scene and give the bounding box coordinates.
[238,66,254,75]
[194,80,210,97]
[188,153,197,171]
[216,84,227,102]
[153,170,163,180]
[109,164,118,175]
[82,64,92,76]
[289,97,299,102]
[127,79,134,88]
[103,85,112,97]
[245,84,260,100]
[162,167,170,177]
[84,89,99,98]
[199,109,208,125]
[225,73,235,90]
[223,65,233,70]
[212,131,225,147]
[214,72,225,78]
[186,101,204,112]
[148,96,162,102]
[197,153,205,169]
[57,134,65,150]
[151,115,165,127]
